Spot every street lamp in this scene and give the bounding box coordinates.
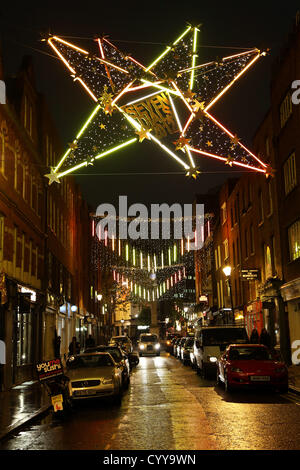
[222,266,234,324]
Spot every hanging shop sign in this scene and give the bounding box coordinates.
[240,269,260,281]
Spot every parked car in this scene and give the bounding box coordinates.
[216,344,288,393]
[180,337,194,365]
[84,345,130,388]
[66,352,123,403]
[109,336,133,354]
[165,335,180,354]
[138,333,161,356]
[173,338,182,357]
[193,326,249,378]
[176,337,187,359]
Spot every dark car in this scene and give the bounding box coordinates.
[84,344,130,388]
[180,337,194,365]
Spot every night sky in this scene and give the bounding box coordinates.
[1,1,299,210]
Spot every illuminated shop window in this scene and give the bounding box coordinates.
[288,220,300,261]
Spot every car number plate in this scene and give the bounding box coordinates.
[250,376,270,382]
[75,389,97,396]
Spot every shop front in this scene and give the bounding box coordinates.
[281,277,300,353]
[244,300,264,339]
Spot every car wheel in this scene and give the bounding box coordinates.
[124,376,130,389]
[224,373,232,393]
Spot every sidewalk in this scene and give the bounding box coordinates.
[0,380,51,442]
[0,365,300,443]
[288,364,300,394]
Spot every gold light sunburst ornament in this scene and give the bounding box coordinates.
[44,27,271,182]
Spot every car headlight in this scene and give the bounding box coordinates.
[102,378,113,384]
[208,356,218,363]
[231,367,243,373]
[139,344,145,350]
[155,343,160,350]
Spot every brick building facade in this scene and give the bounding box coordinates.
[0,55,102,390]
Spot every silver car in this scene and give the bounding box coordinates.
[66,352,123,404]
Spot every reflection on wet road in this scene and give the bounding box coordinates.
[2,352,300,450]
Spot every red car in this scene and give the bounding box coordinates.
[217,344,288,393]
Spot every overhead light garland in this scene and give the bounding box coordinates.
[44,25,270,184]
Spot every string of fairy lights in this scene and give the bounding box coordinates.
[91,213,213,302]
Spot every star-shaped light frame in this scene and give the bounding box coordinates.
[45,26,270,183]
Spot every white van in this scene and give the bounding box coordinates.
[192,326,248,378]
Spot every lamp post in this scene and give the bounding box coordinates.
[223,266,235,324]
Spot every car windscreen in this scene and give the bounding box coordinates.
[67,354,114,369]
[88,347,122,362]
[228,347,272,361]
[140,335,157,342]
[202,328,248,346]
[112,337,129,343]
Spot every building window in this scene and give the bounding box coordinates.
[288,220,300,261]
[267,181,273,215]
[280,90,292,128]
[244,229,248,258]
[0,215,4,261]
[266,137,270,157]
[232,241,236,266]
[217,245,221,270]
[221,202,227,224]
[264,244,272,280]
[230,207,234,228]
[259,190,264,223]
[284,152,297,195]
[250,225,255,255]
[224,239,229,261]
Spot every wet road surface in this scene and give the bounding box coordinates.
[1,352,300,450]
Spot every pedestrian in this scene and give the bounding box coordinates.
[69,336,80,356]
[54,333,61,358]
[249,327,259,344]
[86,334,96,348]
[259,328,271,349]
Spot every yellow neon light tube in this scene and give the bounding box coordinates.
[146,26,192,72]
[168,94,195,168]
[190,28,198,90]
[140,80,180,96]
[54,105,101,172]
[204,54,261,112]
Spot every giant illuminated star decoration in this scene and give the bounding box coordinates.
[44,25,270,184]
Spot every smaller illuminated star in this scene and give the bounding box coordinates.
[173,136,190,150]
[45,169,61,185]
[136,127,152,142]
